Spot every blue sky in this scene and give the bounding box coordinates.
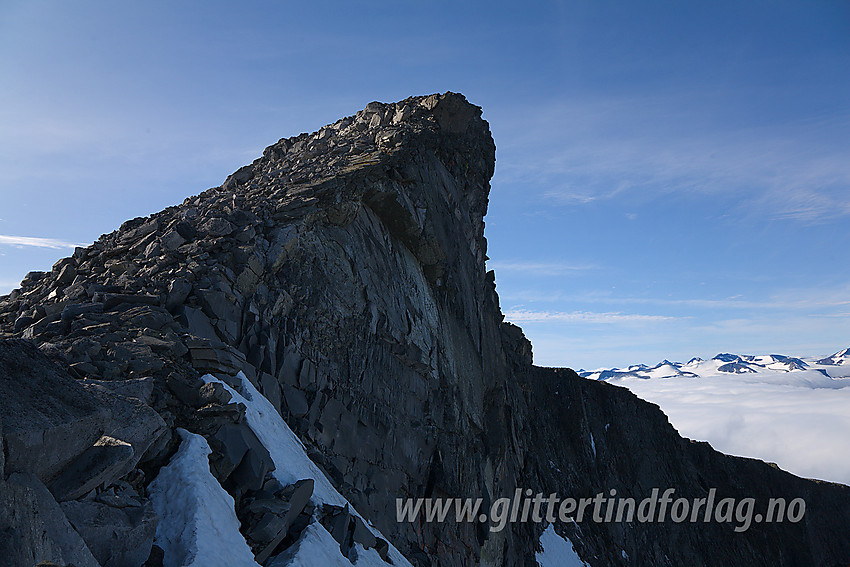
[1,1,848,369]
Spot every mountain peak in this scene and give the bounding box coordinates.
[1,96,848,567]
[219,91,495,221]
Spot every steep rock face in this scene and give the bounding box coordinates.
[0,93,848,566]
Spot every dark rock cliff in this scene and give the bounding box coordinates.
[0,92,848,566]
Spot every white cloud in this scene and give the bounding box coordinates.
[487,261,596,275]
[540,191,599,205]
[614,370,850,485]
[0,234,85,249]
[0,280,21,291]
[500,283,850,312]
[504,309,679,324]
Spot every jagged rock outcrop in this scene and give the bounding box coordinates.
[0,339,160,566]
[0,92,848,566]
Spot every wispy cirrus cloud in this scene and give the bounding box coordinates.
[541,191,601,205]
[500,283,850,312]
[493,94,850,222]
[504,309,680,324]
[487,260,597,275]
[0,234,85,249]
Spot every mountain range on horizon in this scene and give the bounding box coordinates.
[579,346,850,489]
[579,347,850,381]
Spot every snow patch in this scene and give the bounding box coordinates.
[201,373,345,507]
[267,523,389,567]
[202,372,414,567]
[148,429,260,567]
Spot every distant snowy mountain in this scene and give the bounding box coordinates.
[817,347,850,366]
[578,348,850,485]
[579,347,850,382]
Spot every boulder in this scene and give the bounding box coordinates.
[14,314,35,332]
[282,385,308,417]
[280,478,314,523]
[160,229,186,252]
[0,472,100,567]
[229,444,274,494]
[81,376,156,405]
[260,371,282,413]
[321,503,351,551]
[80,381,168,468]
[61,303,104,323]
[251,479,314,564]
[49,436,135,502]
[100,293,160,312]
[166,371,206,407]
[209,423,251,481]
[61,488,157,567]
[0,339,110,483]
[198,381,233,406]
[165,277,192,312]
[201,217,233,237]
[351,515,377,550]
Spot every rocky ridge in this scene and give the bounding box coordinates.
[0,92,849,566]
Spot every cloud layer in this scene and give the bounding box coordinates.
[0,234,85,249]
[609,367,850,486]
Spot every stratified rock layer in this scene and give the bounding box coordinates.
[1,92,848,566]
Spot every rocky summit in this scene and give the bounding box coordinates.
[0,92,848,567]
